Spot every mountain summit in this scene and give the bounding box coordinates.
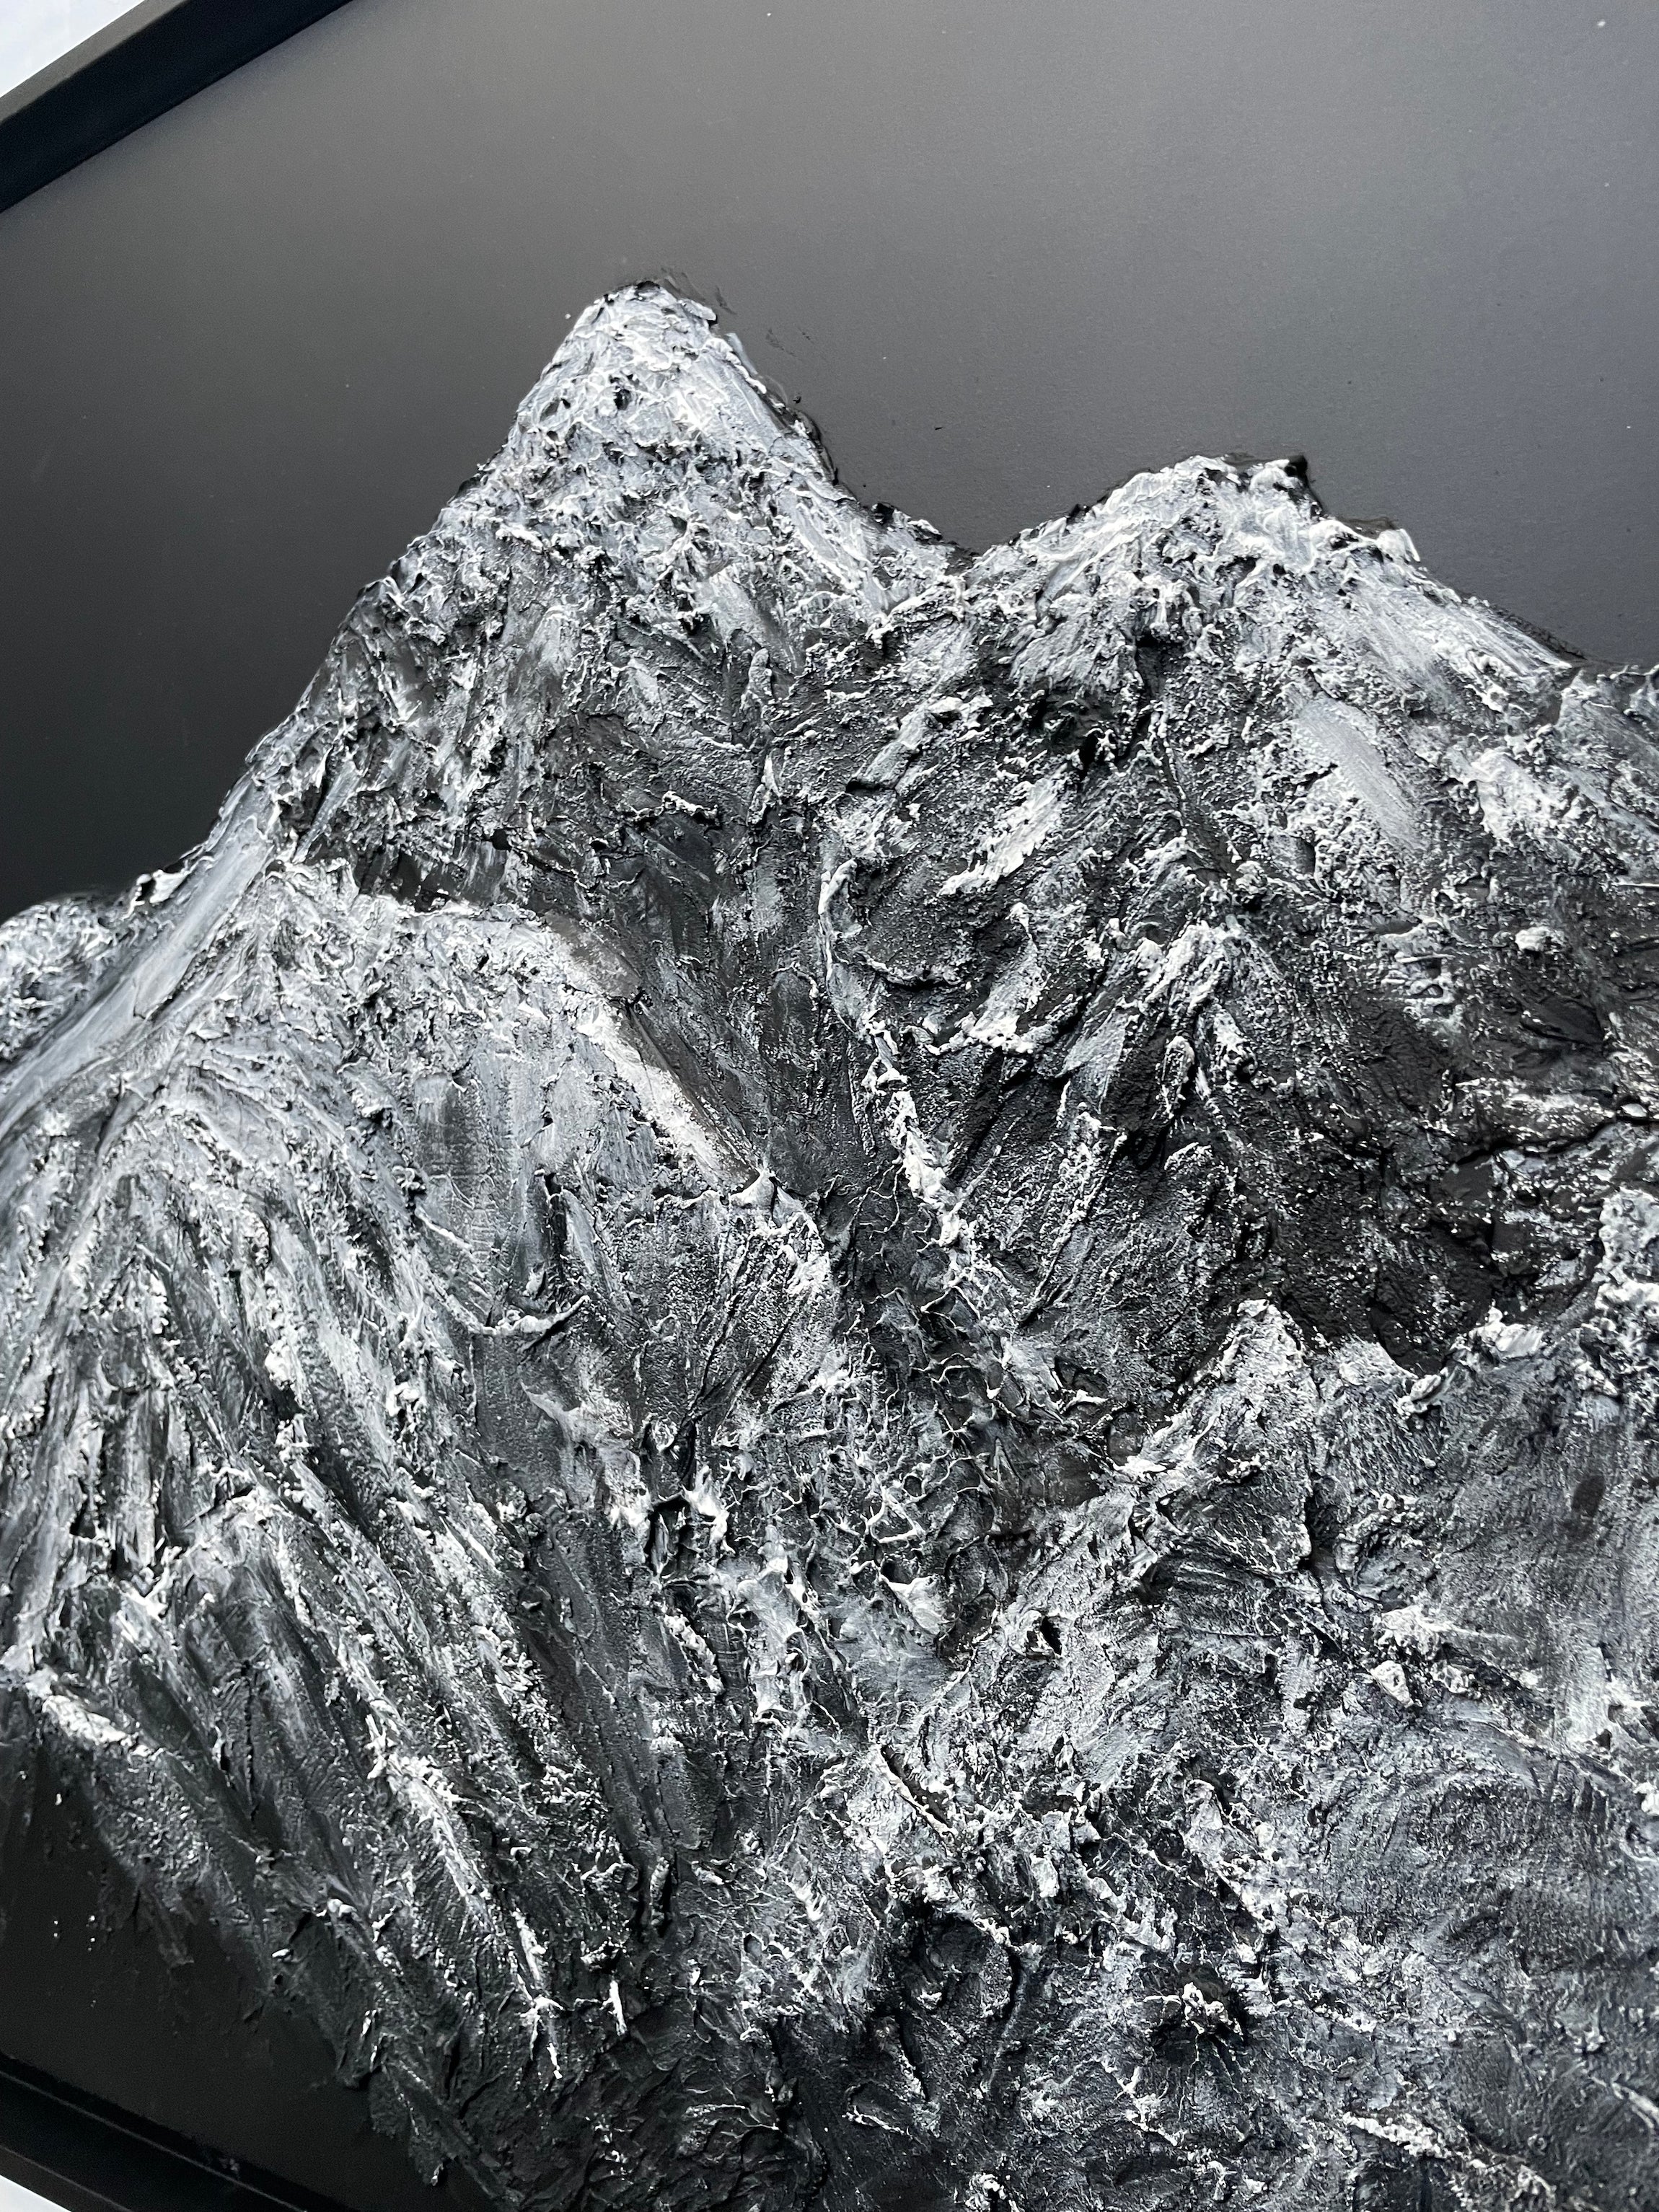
[2,286,1658,2211]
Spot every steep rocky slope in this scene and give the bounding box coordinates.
[1,287,1658,2212]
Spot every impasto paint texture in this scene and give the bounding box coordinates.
[1,290,1657,2210]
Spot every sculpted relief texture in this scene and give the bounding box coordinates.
[1,289,1657,2211]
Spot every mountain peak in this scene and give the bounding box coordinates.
[506,283,798,474]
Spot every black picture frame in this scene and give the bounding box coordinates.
[0,2051,356,2212]
[0,0,356,215]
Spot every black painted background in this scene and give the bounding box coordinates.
[0,0,1655,924]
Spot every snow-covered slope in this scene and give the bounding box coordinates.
[2,286,1657,2212]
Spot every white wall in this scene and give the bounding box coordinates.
[0,2175,70,2212]
[0,1,140,101]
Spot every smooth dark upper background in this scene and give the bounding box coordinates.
[0,0,1655,925]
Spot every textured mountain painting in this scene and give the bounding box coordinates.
[1,287,1657,2212]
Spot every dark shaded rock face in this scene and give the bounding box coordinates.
[1,288,1658,2212]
